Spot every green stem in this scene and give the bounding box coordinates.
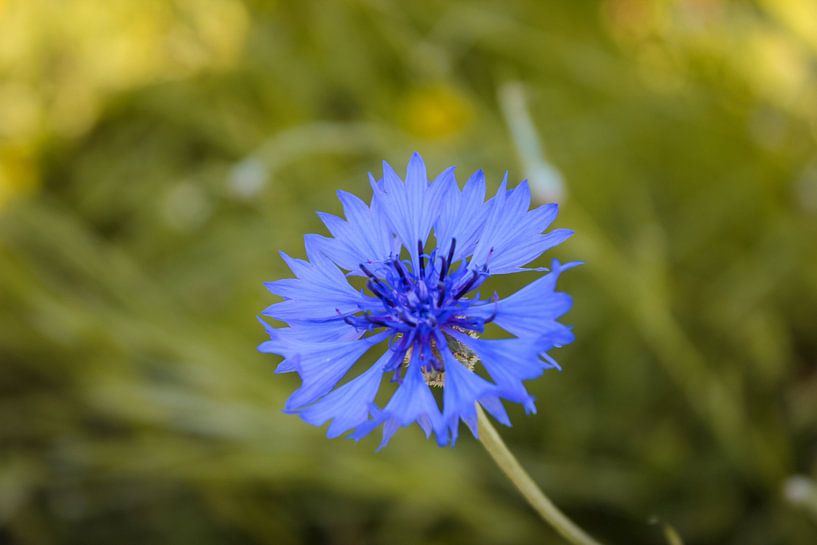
[476,405,605,545]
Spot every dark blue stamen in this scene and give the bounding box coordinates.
[453,270,479,299]
[438,257,448,282]
[366,279,393,306]
[436,280,446,307]
[363,314,390,327]
[418,240,425,278]
[393,258,408,283]
[443,238,456,277]
[359,263,376,279]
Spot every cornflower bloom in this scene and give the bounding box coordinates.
[259,153,577,448]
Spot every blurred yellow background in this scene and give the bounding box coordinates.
[2,1,817,544]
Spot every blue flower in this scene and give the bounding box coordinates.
[259,153,578,448]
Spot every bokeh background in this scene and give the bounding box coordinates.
[2,1,817,544]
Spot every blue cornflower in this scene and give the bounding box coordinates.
[259,153,578,448]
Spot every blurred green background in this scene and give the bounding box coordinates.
[2,1,817,544]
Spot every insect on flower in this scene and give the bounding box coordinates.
[258,153,578,448]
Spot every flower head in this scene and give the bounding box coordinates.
[259,153,578,448]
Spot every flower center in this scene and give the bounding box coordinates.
[345,239,487,332]
[341,239,496,384]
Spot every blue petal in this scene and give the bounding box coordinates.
[434,169,490,263]
[440,346,499,444]
[313,188,395,271]
[466,259,580,338]
[470,179,570,274]
[296,349,391,438]
[350,349,447,449]
[449,330,560,414]
[371,153,453,271]
[485,228,573,275]
[263,235,377,322]
[257,318,359,357]
[478,395,512,425]
[282,332,389,411]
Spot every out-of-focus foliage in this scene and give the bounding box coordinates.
[1,1,816,544]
